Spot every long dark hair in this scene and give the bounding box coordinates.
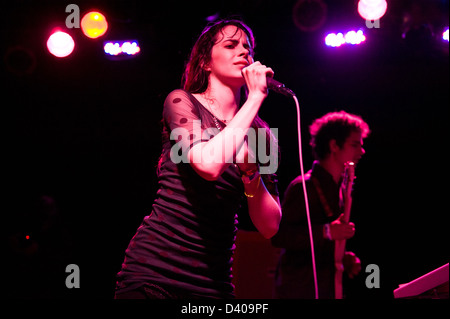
[181,19,279,173]
[182,19,255,93]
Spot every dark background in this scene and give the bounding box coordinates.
[2,0,448,299]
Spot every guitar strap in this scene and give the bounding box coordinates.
[311,176,343,218]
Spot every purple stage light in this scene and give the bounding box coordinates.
[325,32,346,47]
[325,30,366,47]
[104,40,141,58]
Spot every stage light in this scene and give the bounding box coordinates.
[443,28,449,42]
[46,31,75,58]
[81,11,108,39]
[325,33,345,47]
[358,0,387,21]
[345,30,366,45]
[104,40,141,59]
[325,30,366,47]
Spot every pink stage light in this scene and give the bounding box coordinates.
[325,30,366,47]
[46,31,75,58]
[358,0,387,21]
[443,28,449,42]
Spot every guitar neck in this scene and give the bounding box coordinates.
[342,162,355,222]
[334,161,356,299]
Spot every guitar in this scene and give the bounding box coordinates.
[334,161,355,299]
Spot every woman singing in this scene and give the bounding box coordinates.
[115,19,281,299]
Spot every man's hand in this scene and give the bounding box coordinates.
[343,251,361,278]
[330,213,355,240]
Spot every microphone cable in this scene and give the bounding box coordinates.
[266,77,319,299]
[291,94,319,299]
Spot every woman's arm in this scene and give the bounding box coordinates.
[187,94,264,181]
[243,171,281,239]
[187,61,272,181]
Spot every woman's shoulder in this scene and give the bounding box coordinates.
[162,89,205,123]
[165,89,192,102]
[166,89,190,101]
[164,89,200,109]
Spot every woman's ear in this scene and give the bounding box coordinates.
[202,62,211,72]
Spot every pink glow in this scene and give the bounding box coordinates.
[47,31,75,58]
[358,0,387,21]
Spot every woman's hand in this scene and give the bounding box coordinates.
[242,60,274,100]
[235,140,258,175]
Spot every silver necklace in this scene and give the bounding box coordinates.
[212,116,223,131]
[202,94,232,124]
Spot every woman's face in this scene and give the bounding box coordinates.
[207,25,253,88]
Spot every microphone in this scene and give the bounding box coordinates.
[267,77,296,97]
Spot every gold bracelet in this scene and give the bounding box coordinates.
[243,175,261,198]
[240,166,258,177]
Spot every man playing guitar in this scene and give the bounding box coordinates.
[271,111,370,299]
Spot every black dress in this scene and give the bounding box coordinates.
[116,89,278,298]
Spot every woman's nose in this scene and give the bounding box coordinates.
[239,46,249,59]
